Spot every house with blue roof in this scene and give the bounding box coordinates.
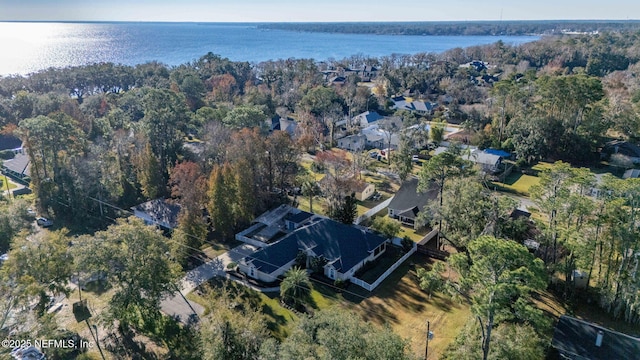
[237,208,389,284]
[353,111,383,127]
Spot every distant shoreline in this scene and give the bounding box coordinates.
[258,20,640,37]
[1,19,639,37]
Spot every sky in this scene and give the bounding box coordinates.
[0,0,639,22]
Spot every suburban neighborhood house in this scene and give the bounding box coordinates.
[551,315,640,359]
[132,198,182,230]
[353,110,383,127]
[604,140,640,164]
[388,177,438,229]
[0,134,31,183]
[236,205,389,284]
[434,146,504,174]
[391,96,438,116]
[336,133,366,152]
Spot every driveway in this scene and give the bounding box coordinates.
[501,193,537,211]
[160,243,257,322]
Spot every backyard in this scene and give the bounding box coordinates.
[188,254,472,360]
[492,172,540,196]
[0,176,17,192]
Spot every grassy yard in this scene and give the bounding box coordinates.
[343,255,471,359]
[201,239,243,259]
[0,177,17,192]
[355,245,404,283]
[189,254,471,360]
[56,283,119,359]
[492,172,540,196]
[397,224,431,243]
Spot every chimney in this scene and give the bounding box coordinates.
[595,330,604,347]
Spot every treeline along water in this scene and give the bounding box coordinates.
[0,22,538,75]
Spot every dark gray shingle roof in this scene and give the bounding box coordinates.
[0,135,22,151]
[132,199,181,229]
[286,210,313,224]
[2,152,30,176]
[388,178,438,216]
[245,218,388,274]
[552,315,640,360]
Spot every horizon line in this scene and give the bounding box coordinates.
[1,19,639,24]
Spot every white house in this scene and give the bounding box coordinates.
[237,215,389,283]
[336,134,366,152]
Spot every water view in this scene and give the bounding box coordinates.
[0,22,539,75]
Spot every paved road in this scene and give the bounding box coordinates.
[160,243,257,322]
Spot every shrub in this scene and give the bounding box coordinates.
[334,278,350,289]
[401,236,414,252]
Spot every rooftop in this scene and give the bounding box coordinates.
[388,177,438,220]
[2,152,30,177]
[132,198,182,229]
[552,315,640,360]
[244,218,388,274]
[0,134,22,151]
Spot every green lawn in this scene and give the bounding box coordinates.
[531,161,554,172]
[0,178,17,192]
[492,172,540,196]
[295,195,326,215]
[201,239,243,259]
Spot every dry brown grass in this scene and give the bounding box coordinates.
[342,255,471,359]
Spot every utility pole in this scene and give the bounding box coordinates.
[425,320,434,360]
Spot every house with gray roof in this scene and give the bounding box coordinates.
[388,177,438,229]
[1,151,31,182]
[433,146,502,174]
[391,96,438,116]
[237,211,389,284]
[552,315,640,360]
[336,134,366,152]
[132,198,182,230]
[604,140,640,165]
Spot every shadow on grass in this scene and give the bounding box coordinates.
[502,172,523,186]
[83,279,111,296]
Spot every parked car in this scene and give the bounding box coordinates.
[369,151,379,159]
[412,155,420,162]
[36,217,53,227]
[26,208,36,217]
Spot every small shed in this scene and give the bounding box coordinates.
[572,270,588,289]
[354,181,375,201]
